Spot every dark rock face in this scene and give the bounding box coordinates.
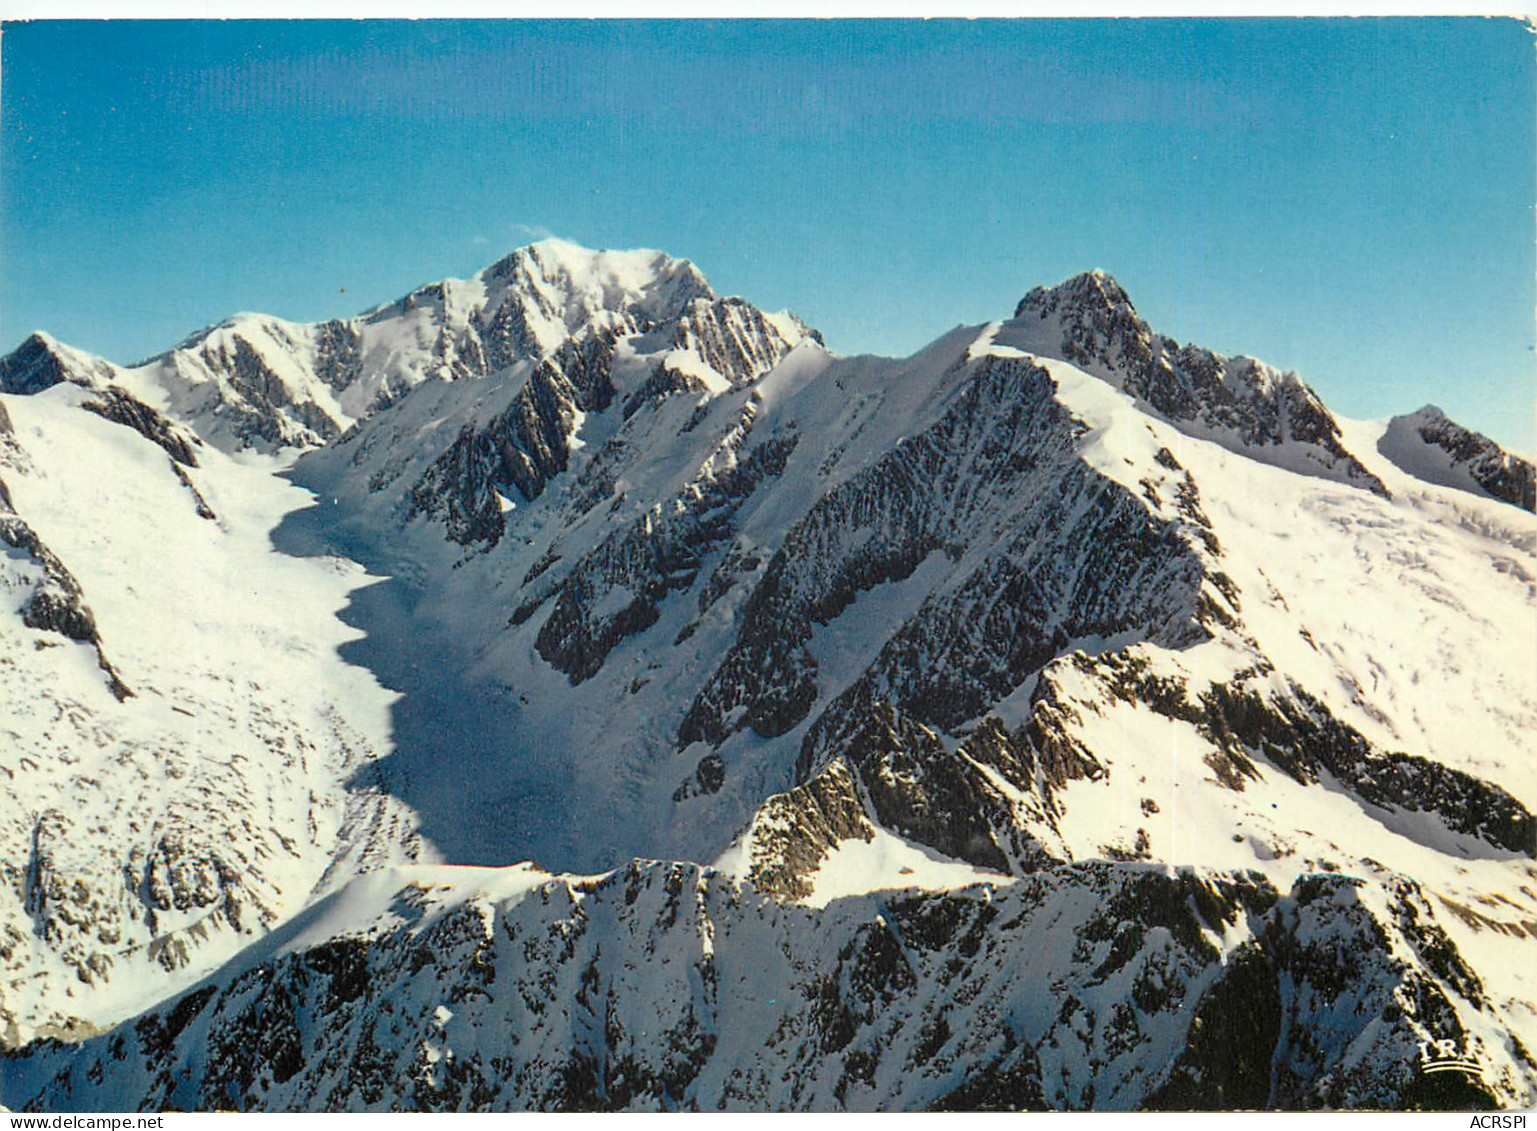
[751,704,1083,887]
[408,362,578,547]
[171,463,218,520]
[821,707,1017,872]
[0,335,71,395]
[1,862,1510,1112]
[530,423,798,683]
[1012,273,1388,496]
[671,298,818,387]
[210,335,345,448]
[1144,945,1281,1109]
[1390,407,1536,512]
[681,356,1210,755]
[474,283,547,376]
[0,508,131,702]
[403,295,810,551]
[312,320,365,392]
[734,759,881,902]
[622,360,706,421]
[1015,272,1155,381]
[0,334,114,395]
[407,332,630,548]
[1203,683,1535,856]
[81,388,203,467]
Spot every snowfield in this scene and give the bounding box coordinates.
[0,385,420,1044]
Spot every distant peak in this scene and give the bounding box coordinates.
[1,329,115,396]
[1014,269,1136,322]
[522,235,679,269]
[524,235,590,255]
[1071,267,1121,288]
[488,238,709,289]
[1385,404,1534,511]
[475,239,717,333]
[9,329,102,366]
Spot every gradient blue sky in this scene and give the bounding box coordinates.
[2,19,1533,448]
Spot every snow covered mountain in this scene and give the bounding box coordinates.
[1,241,1533,1111]
[0,240,814,453]
[4,861,1525,1112]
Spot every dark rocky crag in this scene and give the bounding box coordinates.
[1010,272,1389,496]
[0,334,116,397]
[1380,406,1536,512]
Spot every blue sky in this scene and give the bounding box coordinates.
[2,18,1533,449]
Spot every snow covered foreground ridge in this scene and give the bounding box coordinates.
[0,239,1535,1111]
[6,862,1532,1112]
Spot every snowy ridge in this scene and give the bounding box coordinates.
[1379,406,1536,512]
[3,859,1530,1111]
[1002,272,1388,495]
[0,239,814,455]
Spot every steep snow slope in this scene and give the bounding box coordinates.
[0,385,418,1045]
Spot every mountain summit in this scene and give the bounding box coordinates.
[0,239,818,452]
[1004,271,1390,495]
[0,244,1533,1111]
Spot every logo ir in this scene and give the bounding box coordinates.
[1418,1038,1484,1079]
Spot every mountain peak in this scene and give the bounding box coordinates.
[996,270,1389,498]
[480,238,715,329]
[1061,267,1130,297]
[1014,269,1136,322]
[1381,404,1535,511]
[0,330,115,396]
